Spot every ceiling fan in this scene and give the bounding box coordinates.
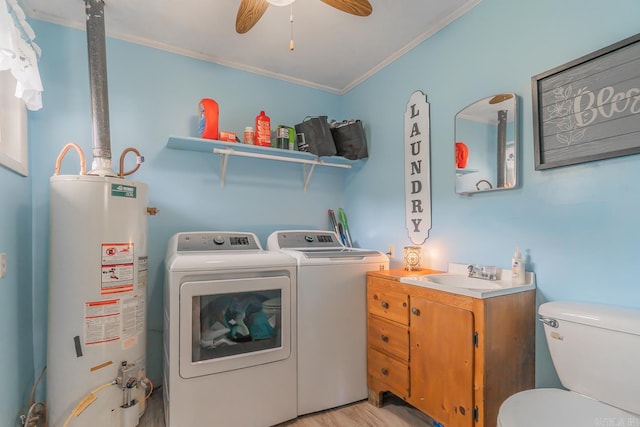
[235,0,373,34]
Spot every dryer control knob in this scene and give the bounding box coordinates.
[213,235,225,245]
[304,235,314,243]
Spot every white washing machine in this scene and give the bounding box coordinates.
[267,230,389,415]
[164,232,297,427]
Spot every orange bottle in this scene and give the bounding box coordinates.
[199,98,219,140]
[255,110,271,147]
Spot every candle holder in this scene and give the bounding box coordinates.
[403,246,422,271]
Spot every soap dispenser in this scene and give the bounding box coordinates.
[511,247,526,285]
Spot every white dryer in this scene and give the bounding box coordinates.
[267,230,389,415]
[164,232,297,427]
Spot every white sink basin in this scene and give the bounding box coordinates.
[400,263,536,299]
[425,274,504,290]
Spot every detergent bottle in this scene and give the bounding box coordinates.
[199,98,219,140]
[255,110,271,147]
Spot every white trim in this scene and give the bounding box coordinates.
[0,70,28,176]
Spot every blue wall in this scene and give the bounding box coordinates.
[0,0,639,423]
[341,0,640,387]
[0,166,33,425]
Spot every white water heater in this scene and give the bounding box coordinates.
[47,175,148,427]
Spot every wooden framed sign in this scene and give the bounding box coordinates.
[532,33,640,170]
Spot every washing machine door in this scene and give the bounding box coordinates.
[179,275,291,378]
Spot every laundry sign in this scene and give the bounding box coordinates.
[404,90,431,245]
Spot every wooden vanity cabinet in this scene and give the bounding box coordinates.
[367,269,535,427]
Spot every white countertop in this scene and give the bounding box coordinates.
[399,262,536,299]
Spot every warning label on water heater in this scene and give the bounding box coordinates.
[85,299,121,345]
[121,295,145,350]
[101,243,134,295]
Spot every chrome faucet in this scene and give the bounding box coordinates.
[467,264,498,281]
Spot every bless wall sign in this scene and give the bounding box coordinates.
[532,33,640,169]
[404,90,431,245]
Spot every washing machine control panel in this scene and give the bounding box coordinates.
[272,231,342,249]
[175,232,261,252]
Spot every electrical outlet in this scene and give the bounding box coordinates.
[0,253,6,278]
[387,244,394,258]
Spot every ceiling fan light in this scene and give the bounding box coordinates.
[267,0,295,6]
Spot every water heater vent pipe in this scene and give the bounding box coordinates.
[85,0,115,176]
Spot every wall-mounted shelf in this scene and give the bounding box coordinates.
[167,136,358,191]
[456,168,479,176]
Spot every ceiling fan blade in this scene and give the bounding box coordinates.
[236,0,270,34]
[320,0,373,17]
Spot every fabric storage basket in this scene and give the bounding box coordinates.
[331,120,368,160]
[294,116,337,156]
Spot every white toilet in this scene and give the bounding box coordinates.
[498,301,640,426]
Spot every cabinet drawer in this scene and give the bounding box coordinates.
[368,315,409,360]
[367,281,409,325]
[368,348,409,396]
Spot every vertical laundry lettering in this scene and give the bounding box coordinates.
[404,91,432,244]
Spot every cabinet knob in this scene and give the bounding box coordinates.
[411,307,420,316]
[381,301,389,309]
[380,334,389,343]
[381,367,389,376]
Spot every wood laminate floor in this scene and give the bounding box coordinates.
[140,388,433,427]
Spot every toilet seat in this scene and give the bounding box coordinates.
[498,388,640,427]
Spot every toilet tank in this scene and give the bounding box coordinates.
[539,301,640,415]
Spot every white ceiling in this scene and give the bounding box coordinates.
[22,0,481,94]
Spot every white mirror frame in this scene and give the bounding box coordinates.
[0,70,28,176]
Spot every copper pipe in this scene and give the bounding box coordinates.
[118,147,143,177]
[54,143,87,176]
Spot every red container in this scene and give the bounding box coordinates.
[255,110,271,147]
[455,141,469,168]
[199,98,219,140]
[219,131,237,142]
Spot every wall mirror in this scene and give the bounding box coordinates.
[454,93,518,195]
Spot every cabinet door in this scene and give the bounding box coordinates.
[409,297,474,427]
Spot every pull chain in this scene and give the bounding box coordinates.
[289,4,295,51]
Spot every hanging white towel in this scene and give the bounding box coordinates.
[0,0,43,111]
